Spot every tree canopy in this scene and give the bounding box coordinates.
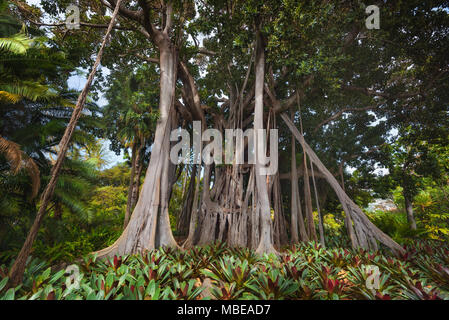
[0,0,448,300]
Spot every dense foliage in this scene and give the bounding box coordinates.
[0,0,448,300]
[1,241,448,300]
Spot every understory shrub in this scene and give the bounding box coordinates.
[1,241,448,300]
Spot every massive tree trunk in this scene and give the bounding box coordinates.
[404,191,417,230]
[280,113,405,255]
[7,0,124,287]
[95,38,179,258]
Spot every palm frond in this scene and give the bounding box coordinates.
[0,135,40,198]
[0,32,32,55]
[0,90,21,103]
[0,81,56,102]
[0,135,22,173]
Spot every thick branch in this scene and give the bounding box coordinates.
[314,103,382,132]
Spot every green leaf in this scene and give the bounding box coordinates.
[2,288,15,300]
[0,277,8,292]
[49,270,65,284]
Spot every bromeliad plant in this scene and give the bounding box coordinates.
[202,256,256,291]
[246,267,298,300]
[1,240,449,300]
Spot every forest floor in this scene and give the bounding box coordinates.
[1,241,448,300]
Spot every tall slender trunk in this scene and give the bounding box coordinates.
[254,29,276,255]
[290,112,299,244]
[183,166,201,248]
[7,0,124,287]
[310,159,325,247]
[177,165,197,236]
[290,119,308,243]
[273,173,288,247]
[280,113,405,255]
[303,155,317,241]
[339,161,356,247]
[339,162,345,191]
[180,167,188,199]
[294,176,308,242]
[404,191,417,230]
[297,97,317,242]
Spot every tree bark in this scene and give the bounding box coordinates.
[296,97,317,242]
[124,142,138,229]
[290,114,299,244]
[177,165,197,236]
[7,0,125,287]
[303,154,317,241]
[130,140,144,210]
[404,191,417,230]
[182,166,201,248]
[338,161,357,247]
[273,173,288,247]
[290,121,308,243]
[310,158,325,248]
[254,29,276,255]
[280,113,405,255]
[94,31,179,258]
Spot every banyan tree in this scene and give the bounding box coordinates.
[91,0,405,258]
[11,0,414,286]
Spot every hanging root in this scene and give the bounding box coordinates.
[281,113,405,256]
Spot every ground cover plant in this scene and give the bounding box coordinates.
[1,241,448,300]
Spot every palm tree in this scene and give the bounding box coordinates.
[7,0,124,287]
[0,30,51,198]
